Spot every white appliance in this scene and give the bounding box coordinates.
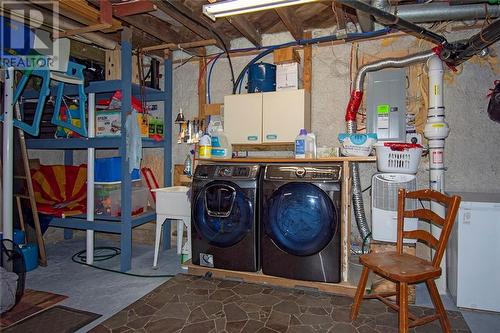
[371,173,418,243]
[447,192,500,312]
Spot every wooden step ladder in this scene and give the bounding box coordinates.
[12,102,47,266]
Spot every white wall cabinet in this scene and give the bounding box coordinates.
[224,89,310,144]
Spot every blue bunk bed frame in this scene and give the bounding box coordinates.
[24,30,173,272]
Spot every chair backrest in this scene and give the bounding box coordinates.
[396,188,461,268]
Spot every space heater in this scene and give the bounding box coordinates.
[371,173,418,243]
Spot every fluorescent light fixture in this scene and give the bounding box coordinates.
[203,0,319,21]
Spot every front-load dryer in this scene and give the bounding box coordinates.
[260,164,342,282]
[191,164,260,272]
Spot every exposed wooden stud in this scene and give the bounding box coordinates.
[303,31,313,94]
[113,0,157,17]
[227,16,262,47]
[198,49,207,118]
[275,7,304,41]
[141,39,217,52]
[120,14,182,43]
[333,1,347,29]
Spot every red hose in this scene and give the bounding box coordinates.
[345,90,363,122]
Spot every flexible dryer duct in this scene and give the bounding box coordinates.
[345,50,435,246]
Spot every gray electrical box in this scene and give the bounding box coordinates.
[366,69,406,142]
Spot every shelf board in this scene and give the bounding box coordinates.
[22,80,166,102]
[49,210,155,232]
[200,156,376,163]
[232,143,295,152]
[26,137,165,149]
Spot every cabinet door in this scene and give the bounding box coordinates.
[262,89,310,143]
[224,94,262,144]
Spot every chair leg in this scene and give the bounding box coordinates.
[396,283,400,306]
[426,279,451,333]
[399,282,409,333]
[351,266,370,321]
[153,215,165,269]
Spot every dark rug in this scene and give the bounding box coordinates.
[0,289,68,327]
[90,274,470,333]
[3,305,101,333]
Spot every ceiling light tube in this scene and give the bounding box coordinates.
[203,0,319,21]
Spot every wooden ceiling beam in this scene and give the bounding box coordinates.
[120,14,184,44]
[275,7,304,41]
[154,1,230,49]
[333,1,347,29]
[113,0,157,17]
[226,16,262,47]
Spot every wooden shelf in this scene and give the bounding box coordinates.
[185,260,357,297]
[232,143,295,152]
[199,156,376,163]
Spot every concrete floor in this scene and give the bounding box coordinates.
[26,236,500,332]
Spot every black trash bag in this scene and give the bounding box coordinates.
[488,80,500,123]
[1,239,26,311]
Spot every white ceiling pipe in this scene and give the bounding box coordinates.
[2,68,14,242]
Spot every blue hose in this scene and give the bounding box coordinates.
[207,53,223,104]
[232,28,391,94]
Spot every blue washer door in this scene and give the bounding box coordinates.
[193,181,253,248]
[265,182,337,256]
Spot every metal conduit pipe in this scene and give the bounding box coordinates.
[345,50,435,247]
[395,3,500,23]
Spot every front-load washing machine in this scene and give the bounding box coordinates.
[260,164,342,282]
[191,164,260,272]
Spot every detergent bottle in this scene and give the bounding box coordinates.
[198,133,212,159]
[294,128,308,159]
[208,118,232,159]
[306,132,317,159]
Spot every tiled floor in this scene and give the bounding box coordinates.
[90,274,470,333]
[25,236,500,332]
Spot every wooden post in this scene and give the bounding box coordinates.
[303,31,313,94]
[198,49,207,118]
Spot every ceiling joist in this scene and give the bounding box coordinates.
[275,7,304,41]
[155,1,230,50]
[227,16,262,47]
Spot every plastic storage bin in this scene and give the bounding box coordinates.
[375,142,423,174]
[95,157,140,182]
[95,181,148,217]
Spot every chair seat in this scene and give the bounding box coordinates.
[50,71,84,84]
[360,251,441,283]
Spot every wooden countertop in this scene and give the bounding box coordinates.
[198,156,376,163]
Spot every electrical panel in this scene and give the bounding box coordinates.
[366,69,406,142]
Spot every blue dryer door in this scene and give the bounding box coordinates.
[193,181,253,248]
[265,182,337,256]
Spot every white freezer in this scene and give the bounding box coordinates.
[447,191,500,312]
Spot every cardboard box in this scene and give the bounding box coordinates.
[276,62,303,90]
[96,111,149,137]
[96,110,121,137]
[273,47,301,64]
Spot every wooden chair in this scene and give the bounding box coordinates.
[351,189,461,333]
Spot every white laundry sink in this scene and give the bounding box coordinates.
[152,186,190,217]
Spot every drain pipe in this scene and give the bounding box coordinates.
[345,50,435,250]
[424,55,450,293]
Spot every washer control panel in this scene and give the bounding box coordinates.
[194,165,260,180]
[265,164,342,181]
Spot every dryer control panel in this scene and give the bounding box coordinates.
[264,164,341,181]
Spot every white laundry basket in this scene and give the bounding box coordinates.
[375,142,423,174]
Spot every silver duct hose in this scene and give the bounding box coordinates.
[348,50,435,248]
